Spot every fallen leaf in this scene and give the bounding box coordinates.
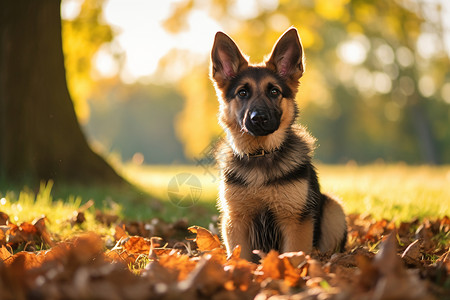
[122,236,153,254]
[0,212,9,225]
[188,226,222,251]
[178,255,229,297]
[415,223,434,251]
[158,252,197,281]
[0,245,11,260]
[32,216,54,247]
[354,233,434,300]
[401,239,421,266]
[114,224,128,241]
[279,251,306,268]
[255,250,282,282]
[3,251,44,270]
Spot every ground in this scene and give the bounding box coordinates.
[0,164,448,299]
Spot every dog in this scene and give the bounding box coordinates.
[210,27,347,262]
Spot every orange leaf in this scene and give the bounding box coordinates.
[255,250,282,282]
[114,224,128,241]
[106,249,139,266]
[280,256,303,287]
[0,245,11,260]
[3,251,44,270]
[32,216,54,247]
[122,236,152,254]
[158,253,197,281]
[0,211,9,225]
[188,226,222,251]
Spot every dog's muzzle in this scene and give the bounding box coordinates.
[245,109,281,136]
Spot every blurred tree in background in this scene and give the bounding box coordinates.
[162,0,450,164]
[0,0,124,184]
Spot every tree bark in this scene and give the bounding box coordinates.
[0,0,125,185]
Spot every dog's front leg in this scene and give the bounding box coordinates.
[280,218,314,254]
[221,214,253,260]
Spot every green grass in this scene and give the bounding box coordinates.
[0,164,448,236]
[0,181,115,239]
[317,164,449,222]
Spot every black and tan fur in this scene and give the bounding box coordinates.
[210,28,347,262]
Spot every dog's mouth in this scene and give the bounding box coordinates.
[243,109,281,136]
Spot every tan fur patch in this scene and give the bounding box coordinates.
[218,179,311,257]
[318,195,347,252]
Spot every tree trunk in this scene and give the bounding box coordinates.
[0,0,125,185]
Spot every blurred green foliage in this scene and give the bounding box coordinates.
[62,0,114,123]
[163,0,450,164]
[84,80,187,164]
[63,0,450,164]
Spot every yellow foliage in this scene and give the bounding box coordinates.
[354,3,377,25]
[61,0,113,124]
[346,22,363,34]
[175,67,221,159]
[297,27,315,49]
[315,0,350,20]
[162,0,194,33]
[298,67,331,109]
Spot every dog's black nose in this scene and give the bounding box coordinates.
[245,109,280,136]
[250,110,269,125]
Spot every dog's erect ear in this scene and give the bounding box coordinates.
[266,28,304,81]
[211,32,248,87]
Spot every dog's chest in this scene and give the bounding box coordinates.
[220,179,309,219]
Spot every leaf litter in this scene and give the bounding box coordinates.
[0,209,448,300]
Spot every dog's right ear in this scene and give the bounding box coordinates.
[211,32,248,87]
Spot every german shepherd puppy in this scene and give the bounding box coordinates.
[211,28,347,262]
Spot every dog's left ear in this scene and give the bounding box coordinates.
[266,28,304,81]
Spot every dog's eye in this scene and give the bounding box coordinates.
[270,88,281,97]
[237,89,248,98]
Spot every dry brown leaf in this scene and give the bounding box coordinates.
[440,216,450,233]
[178,255,229,297]
[353,233,434,300]
[373,233,402,275]
[32,216,54,247]
[401,239,421,266]
[122,236,152,254]
[280,256,304,287]
[308,259,326,278]
[3,251,44,270]
[144,260,179,284]
[188,225,222,251]
[228,261,255,291]
[255,250,283,283]
[205,247,227,264]
[0,212,9,225]
[355,254,379,292]
[106,248,139,266]
[0,228,5,246]
[114,224,128,241]
[0,211,446,299]
[416,223,434,251]
[436,250,450,274]
[0,245,11,260]
[158,252,197,281]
